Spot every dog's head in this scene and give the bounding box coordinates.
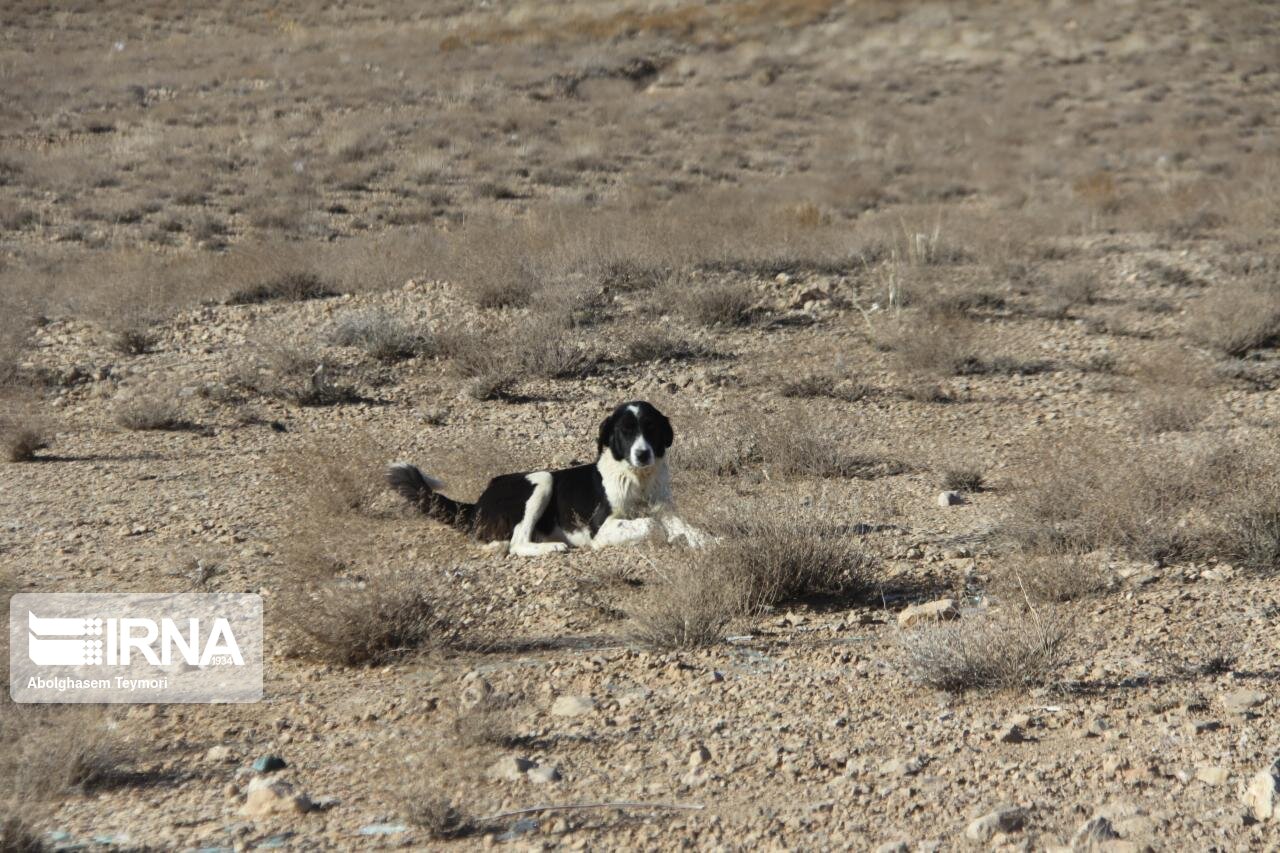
[597,401,673,470]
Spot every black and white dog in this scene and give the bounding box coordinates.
[387,401,706,556]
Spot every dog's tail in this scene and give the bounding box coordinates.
[386,462,476,531]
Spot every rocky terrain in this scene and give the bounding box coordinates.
[2,1,1279,850]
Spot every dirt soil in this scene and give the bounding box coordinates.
[2,1,1279,851]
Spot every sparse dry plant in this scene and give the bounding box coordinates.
[627,559,742,649]
[115,395,193,432]
[898,607,1073,692]
[671,280,754,327]
[1131,346,1213,434]
[1188,278,1280,357]
[2,396,50,462]
[707,511,878,613]
[227,270,338,306]
[779,374,873,403]
[331,309,434,362]
[941,466,986,493]
[623,328,714,363]
[0,705,127,801]
[756,411,908,480]
[991,551,1112,603]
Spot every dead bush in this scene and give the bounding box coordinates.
[331,309,434,362]
[399,767,472,841]
[779,374,873,402]
[274,433,389,519]
[0,813,44,852]
[623,328,714,363]
[898,608,1073,692]
[1007,438,1280,569]
[529,280,611,328]
[1189,278,1280,357]
[2,398,50,462]
[0,705,126,800]
[671,280,754,327]
[885,315,1047,379]
[233,341,362,406]
[439,321,604,388]
[107,322,159,356]
[115,395,195,431]
[1132,347,1212,434]
[227,270,338,306]
[277,567,451,665]
[941,466,985,493]
[707,512,878,612]
[757,411,908,480]
[627,560,742,649]
[991,551,1112,603]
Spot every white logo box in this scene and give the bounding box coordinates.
[10,593,262,703]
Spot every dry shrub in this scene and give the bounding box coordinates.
[1132,347,1212,434]
[623,328,714,363]
[756,411,908,480]
[278,568,449,665]
[233,340,362,406]
[275,433,390,519]
[671,280,755,327]
[1188,278,1280,357]
[227,270,338,305]
[399,757,472,841]
[1,396,50,462]
[1008,437,1280,571]
[0,814,44,852]
[529,279,611,328]
[627,560,742,649]
[0,705,126,801]
[709,512,878,612]
[991,551,1111,603]
[941,466,985,493]
[106,322,159,356]
[898,608,1073,692]
[779,374,872,403]
[438,319,604,394]
[884,314,1047,379]
[330,308,434,362]
[114,395,194,431]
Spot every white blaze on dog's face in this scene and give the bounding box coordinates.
[597,401,674,471]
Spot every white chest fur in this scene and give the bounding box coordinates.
[596,452,671,519]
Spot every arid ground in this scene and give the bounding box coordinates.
[2,1,1280,850]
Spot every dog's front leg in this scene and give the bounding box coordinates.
[591,516,659,549]
[658,514,714,548]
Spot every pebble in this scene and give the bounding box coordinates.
[205,745,234,763]
[937,491,964,507]
[487,756,535,782]
[1220,688,1266,714]
[897,599,960,628]
[1072,816,1118,846]
[689,745,712,768]
[965,805,1026,842]
[1194,764,1229,786]
[1243,763,1279,822]
[252,755,287,774]
[240,780,314,817]
[551,695,596,717]
[526,764,562,784]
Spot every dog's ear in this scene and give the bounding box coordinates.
[653,411,674,450]
[597,411,617,456]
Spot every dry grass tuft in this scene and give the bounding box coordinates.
[331,309,434,362]
[278,565,451,666]
[1007,438,1280,572]
[991,551,1112,603]
[779,374,873,402]
[2,398,51,462]
[399,767,472,841]
[627,560,742,649]
[438,320,605,396]
[1189,278,1280,357]
[227,270,339,306]
[0,705,127,801]
[233,341,362,406]
[898,608,1073,692]
[708,512,878,612]
[623,328,715,363]
[671,280,755,327]
[0,814,44,852]
[941,466,986,493]
[756,412,908,480]
[115,395,195,432]
[1132,348,1213,434]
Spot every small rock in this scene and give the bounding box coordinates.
[205,745,234,763]
[1220,688,1266,714]
[965,805,1026,842]
[689,745,712,768]
[526,765,561,784]
[879,756,923,777]
[1243,763,1279,822]
[937,491,964,507]
[487,756,535,782]
[459,676,494,710]
[997,724,1029,744]
[897,599,960,629]
[1185,719,1221,735]
[1101,755,1130,776]
[1072,816,1119,846]
[239,781,313,817]
[1194,764,1229,786]
[875,843,910,853]
[252,755,287,774]
[551,695,595,717]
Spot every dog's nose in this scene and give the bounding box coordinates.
[635,448,652,465]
